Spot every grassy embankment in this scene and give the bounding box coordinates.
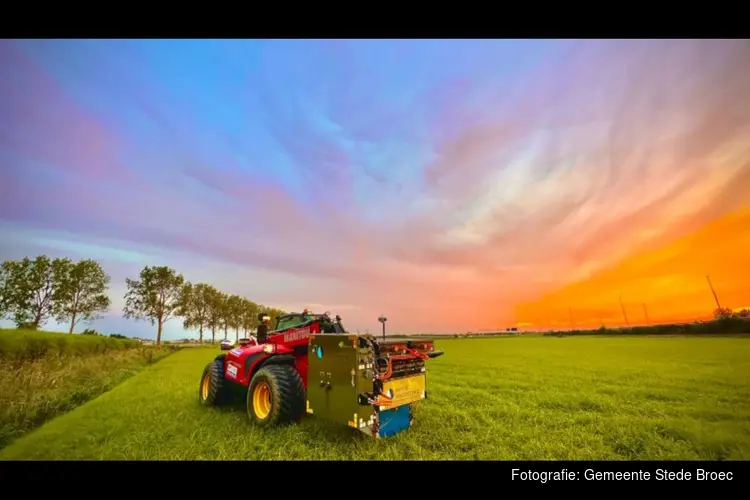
[0,329,173,449]
[1,335,748,460]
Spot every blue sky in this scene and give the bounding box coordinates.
[1,39,749,337]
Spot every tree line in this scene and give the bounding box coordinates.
[0,255,286,345]
[713,307,749,320]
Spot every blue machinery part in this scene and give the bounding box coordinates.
[377,404,412,438]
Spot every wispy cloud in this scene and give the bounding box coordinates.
[1,39,749,335]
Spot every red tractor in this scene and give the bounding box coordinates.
[199,310,444,438]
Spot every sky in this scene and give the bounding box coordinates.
[1,39,749,339]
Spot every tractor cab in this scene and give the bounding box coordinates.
[271,310,345,335]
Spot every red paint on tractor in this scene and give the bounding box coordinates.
[222,318,322,389]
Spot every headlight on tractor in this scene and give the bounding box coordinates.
[262,344,276,354]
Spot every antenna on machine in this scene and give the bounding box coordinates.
[378,314,388,340]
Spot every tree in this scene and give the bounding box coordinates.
[217,292,231,340]
[241,298,259,336]
[713,307,734,320]
[1,256,58,329]
[263,306,285,327]
[226,294,244,342]
[123,266,186,345]
[180,282,213,343]
[52,258,111,334]
[1,261,19,321]
[205,286,222,343]
[0,261,12,319]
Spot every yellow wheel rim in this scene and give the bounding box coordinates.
[201,375,210,400]
[253,382,272,419]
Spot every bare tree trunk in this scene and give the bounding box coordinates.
[199,326,204,343]
[68,313,77,334]
[157,319,163,345]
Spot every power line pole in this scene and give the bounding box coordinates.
[619,295,630,326]
[642,303,649,325]
[706,275,722,310]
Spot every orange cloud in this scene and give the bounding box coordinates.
[515,207,750,329]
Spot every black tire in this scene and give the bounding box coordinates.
[246,364,305,426]
[199,355,232,406]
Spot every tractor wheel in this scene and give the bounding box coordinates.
[246,364,305,427]
[199,355,232,406]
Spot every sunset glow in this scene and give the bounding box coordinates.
[515,207,750,329]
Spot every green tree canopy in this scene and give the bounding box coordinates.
[123,265,186,345]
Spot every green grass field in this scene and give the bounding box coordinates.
[1,336,749,460]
